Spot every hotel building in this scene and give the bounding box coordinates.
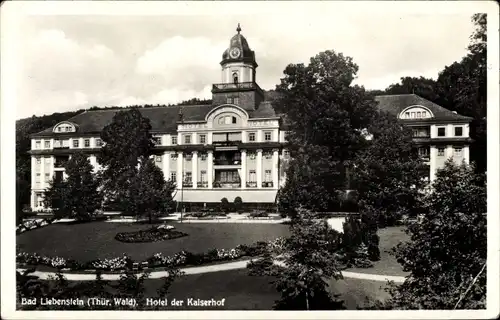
[28,25,472,210]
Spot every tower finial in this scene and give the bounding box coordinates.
[236,23,241,34]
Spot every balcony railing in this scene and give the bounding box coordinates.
[183,181,193,188]
[214,159,241,165]
[262,181,274,188]
[246,181,257,188]
[212,140,242,146]
[54,159,68,168]
[53,144,70,149]
[197,181,208,188]
[212,82,256,91]
[213,181,241,188]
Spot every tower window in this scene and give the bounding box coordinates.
[233,72,238,84]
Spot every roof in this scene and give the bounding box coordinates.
[221,24,257,66]
[31,102,279,137]
[374,94,473,122]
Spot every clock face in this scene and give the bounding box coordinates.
[229,47,241,59]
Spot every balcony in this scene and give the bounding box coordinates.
[54,157,69,168]
[212,140,242,146]
[214,159,241,166]
[262,181,274,188]
[197,181,208,188]
[212,82,260,92]
[183,181,193,188]
[213,181,241,189]
[246,181,258,188]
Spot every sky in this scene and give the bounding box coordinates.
[8,2,480,119]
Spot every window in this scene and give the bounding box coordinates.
[184,135,191,144]
[224,116,232,125]
[155,155,162,163]
[35,173,41,183]
[57,127,62,132]
[184,172,192,183]
[418,147,429,157]
[264,170,272,182]
[248,132,256,142]
[455,127,463,137]
[45,157,51,164]
[249,170,256,182]
[454,147,463,156]
[227,97,233,104]
[36,157,41,165]
[44,141,50,148]
[422,111,427,118]
[416,111,421,118]
[73,140,79,148]
[96,138,102,147]
[438,148,445,156]
[153,137,161,145]
[200,153,207,161]
[84,139,90,147]
[200,170,207,182]
[170,172,176,182]
[264,151,272,159]
[171,136,178,145]
[199,135,206,144]
[44,173,50,183]
[437,127,446,137]
[411,112,416,118]
[233,97,239,105]
[249,152,256,160]
[233,72,238,84]
[405,112,410,119]
[35,140,41,149]
[171,153,178,160]
[36,193,44,207]
[232,116,237,124]
[218,117,225,125]
[264,131,272,141]
[185,153,192,161]
[284,150,290,159]
[65,126,70,132]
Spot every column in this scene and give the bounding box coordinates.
[40,156,46,190]
[163,152,170,181]
[256,149,263,188]
[429,146,437,182]
[50,156,55,181]
[207,151,213,189]
[207,132,213,145]
[463,146,470,164]
[241,149,247,189]
[90,137,95,148]
[192,151,198,189]
[177,152,183,189]
[79,137,84,148]
[272,149,279,188]
[30,156,36,210]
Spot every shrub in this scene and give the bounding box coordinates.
[234,197,243,214]
[220,197,231,214]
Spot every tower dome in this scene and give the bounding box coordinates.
[221,24,257,67]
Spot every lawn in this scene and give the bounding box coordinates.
[16,222,291,262]
[25,269,391,310]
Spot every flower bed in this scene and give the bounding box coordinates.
[16,218,55,235]
[16,237,288,272]
[115,224,187,243]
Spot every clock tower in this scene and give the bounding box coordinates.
[212,24,264,111]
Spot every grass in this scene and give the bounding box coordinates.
[25,269,391,310]
[16,222,290,262]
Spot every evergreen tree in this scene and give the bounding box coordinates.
[44,152,102,221]
[97,108,155,210]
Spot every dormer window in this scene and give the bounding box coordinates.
[53,121,77,133]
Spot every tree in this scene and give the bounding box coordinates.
[44,152,102,221]
[384,76,439,102]
[275,50,378,216]
[385,160,486,309]
[220,197,231,214]
[353,111,427,227]
[124,158,176,223]
[233,196,243,213]
[248,208,345,310]
[97,108,155,210]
